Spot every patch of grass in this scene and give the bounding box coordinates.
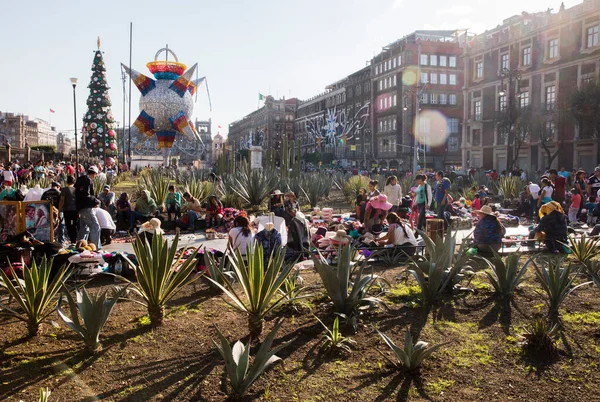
[137,315,151,326]
[562,312,600,329]
[116,384,145,397]
[425,378,455,395]
[385,284,422,304]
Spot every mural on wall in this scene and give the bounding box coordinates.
[305,103,370,145]
[239,128,265,150]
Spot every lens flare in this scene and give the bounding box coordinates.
[411,110,449,147]
[402,69,417,86]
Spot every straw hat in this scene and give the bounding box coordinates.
[476,205,495,216]
[272,190,282,195]
[141,218,164,235]
[370,194,393,210]
[330,230,350,245]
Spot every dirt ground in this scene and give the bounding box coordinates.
[2,257,600,402]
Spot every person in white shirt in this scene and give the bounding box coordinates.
[376,212,418,256]
[526,182,541,222]
[94,202,116,246]
[228,215,255,257]
[384,175,402,213]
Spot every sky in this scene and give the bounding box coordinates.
[0,0,582,144]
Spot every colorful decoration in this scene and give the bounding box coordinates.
[122,46,206,164]
[83,45,117,158]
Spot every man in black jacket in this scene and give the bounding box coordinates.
[75,166,101,249]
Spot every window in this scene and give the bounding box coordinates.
[393,75,397,86]
[430,73,438,84]
[588,26,599,48]
[439,55,447,67]
[475,62,483,78]
[449,74,456,85]
[522,47,532,66]
[384,119,388,131]
[392,58,396,68]
[365,82,370,92]
[520,91,530,108]
[379,98,383,110]
[440,74,447,85]
[393,117,397,130]
[500,54,509,70]
[430,55,438,66]
[420,72,428,83]
[384,97,388,108]
[421,93,429,104]
[548,38,559,59]
[583,76,595,86]
[448,135,459,152]
[383,79,387,90]
[397,55,402,66]
[545,121,556,139]
[472,129,481,146]
[449,94,457,105]
[356,84,361,96]
[499,95,507,111]
[474,100,482,120]
[439,94,447,104]
[448,118,459,133]
[431,93,438,104]
[546,85,556,109]
[375,65,379,75]
[449,56,457,67]
[379,80,383,91]
[393,94,397,106]
[420,54,428,65]
[419,118,431,134]
[378,120,383,132]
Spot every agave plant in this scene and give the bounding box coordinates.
[376,329,448,372]
[0,258,70,337]
[584,260,600,289]
[183,178,215,204]
[532,256,587,319]
[312,243,387,332]
[125,234,200,327]
[315,315,356,353]
[208,245,296,337]
[408,229,475,305]
[342,175,370,204]
[520,318,559,355]
[300,176,331,208]
[232,165,279,209]
[214,319,287,396]
[565,234,600,266]
[484,252,532,299]
[497,176,523,200]
[39,387,51,402]
[278,267,310,308]
[92,175,107,197]
[57,285,128,353]
[203,250,235,293]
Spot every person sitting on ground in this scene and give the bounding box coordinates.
[228,215,254,257]
[130,190,157,231]
[473,205,506,254]
[94,199,116,245]
[376,212,418,256]
[268,190,285,219]
[364,194,393,232]
[165,185,182,221]
[205,195,224,228]
[180,192,203,232]
[284,192,300,225]
[115,192,131,231]
[255,222,282,260]
[355,188,368,223]
[98,185,116,217]
[529,201,568,253]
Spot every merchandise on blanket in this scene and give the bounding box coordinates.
[103,251,137,276]
[74,262,107,277]
[76,239,97,252]
[195,247,224,272]
[498,214,520,227]
[321,207,333,221]
[68,250,105,265]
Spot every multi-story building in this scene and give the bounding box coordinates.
[228,97,298,164]
[212,132,224,163]
[371,30,466,171]
[344,66,372,168]
[463,0,600,172]
[294,79,348,165]
[0,112,59,148]
[56,132,73,155]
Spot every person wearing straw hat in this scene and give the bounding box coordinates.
[364,194,393,232]
[269,190,285,219]
[529,201,568,253]
[473,205,505,254]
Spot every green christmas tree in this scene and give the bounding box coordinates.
[82,46,117,159]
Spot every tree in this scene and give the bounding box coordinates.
[82,45,117,159]
[571,81,600,164]
[495,104,534,169]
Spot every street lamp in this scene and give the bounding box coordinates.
[499,67,522,171]
[69,77,79,176]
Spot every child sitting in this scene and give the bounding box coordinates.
[165,185,182,221]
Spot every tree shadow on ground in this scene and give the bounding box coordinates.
[350,367,433,402]
[477,297,513,335]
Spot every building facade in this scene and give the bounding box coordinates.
[462,0,600,172]
[228,97,298,165]
[212,132,224,163]
[370,30,466,171]
[0,112,58,149]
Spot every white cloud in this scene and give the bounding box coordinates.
[392,0,404,8]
